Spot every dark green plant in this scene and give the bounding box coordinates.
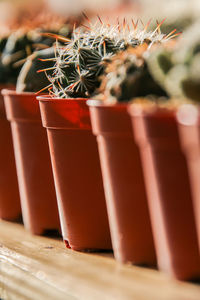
[0,24,73,86]
[16,47,56,93]
[0,37,7,54]
[97,45,167,103]
[42,17,178,98]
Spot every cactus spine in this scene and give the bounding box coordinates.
[42,17,179,98]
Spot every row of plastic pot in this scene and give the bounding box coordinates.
[1,87,200,281]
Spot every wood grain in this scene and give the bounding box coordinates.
[0,220,200,300]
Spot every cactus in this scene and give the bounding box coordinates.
[0,37,7,54]
[16,47,56,93]
[0,8,77,87]
[41,17,179,98]
[147,21,200,102]
[0,24,72,86]
[97,45,167,103]
[0,36,10,83]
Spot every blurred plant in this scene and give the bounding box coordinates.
[16,47,56,93]
[40,16,179,98]
[0,10,79,86]
[147,21,200,102]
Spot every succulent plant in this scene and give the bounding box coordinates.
[0,35,10,83]
[16,47,56,93]
[0,37,7,54]
[147,21,200,102]
[41,16,179,98]
[0,8,78,86]
[0,24,72,86]
[97,45,168,103]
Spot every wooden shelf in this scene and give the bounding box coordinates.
[0,221,200,300]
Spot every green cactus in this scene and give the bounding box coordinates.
[0,24,73,86]
[0,37,8,54]
[98,46,167,103]
[42,17,178,98]
[147,48,173,90]
[147,21,200,102]
[16,47,56,93]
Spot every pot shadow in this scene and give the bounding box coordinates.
[9,214,23,224]
[42,228,62,239]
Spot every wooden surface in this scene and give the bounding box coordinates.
[0,221,200,300]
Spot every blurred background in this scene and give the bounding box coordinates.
[0,0,200,32]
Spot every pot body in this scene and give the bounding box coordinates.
[0,86,21,220]
[129,105,200,280]
[177,105,200,252]
[3,90,60,235]
[38,97,111,251]
[88,101,156,265]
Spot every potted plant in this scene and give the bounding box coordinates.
[0,89,21,222]
[177,104,200,252]
[87,32,169,264]
[87,19,178,264]
[130,103,200,280]
[175,21,200,251]
[1,16,73,234]
[37,17,173,252]
[129,23,200,280]
[0,33,21,221]
[37,17,120,251]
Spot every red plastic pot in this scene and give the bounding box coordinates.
[177,104,200,252]
[129,104,200,280]
[37,96,111,251]
[87,100,156,265]
[0,85,21,221]
[2,90,60,235]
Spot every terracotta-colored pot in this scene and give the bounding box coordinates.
[37,96,111,251]
[177,104,200,252]
[129,104,200,280]
[0,86,21,221]
[2,90,60,235]
[87,100,156,265]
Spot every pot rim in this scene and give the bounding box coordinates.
[37,95,88,103]
[176,104,199,126]
[1,89,36,97]
[87,99,128,108]
[128,103,178,118]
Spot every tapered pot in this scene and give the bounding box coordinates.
[2,90,60,235]
[38,96,111,251]
[87,100,156,265]
[129,104,200,280]
[0,85,21,221]
[177,104,200,252]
